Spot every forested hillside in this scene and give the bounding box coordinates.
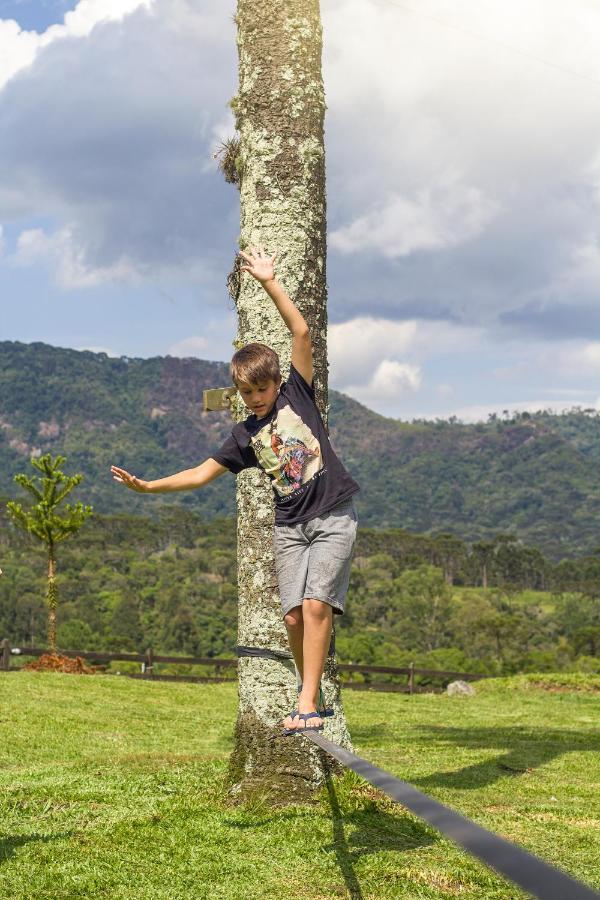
[1,340,599,557]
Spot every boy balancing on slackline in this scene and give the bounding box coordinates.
[110,246,360,734]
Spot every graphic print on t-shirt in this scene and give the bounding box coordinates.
[249,403,322,496]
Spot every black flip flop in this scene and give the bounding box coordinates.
[282,711,324,736]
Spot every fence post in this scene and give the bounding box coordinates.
[408,662,414,695]
[146,646,154,677]
[1,639,10,671]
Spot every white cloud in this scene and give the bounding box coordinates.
[549,237,600,300]
[553,340,600,376]
[0,0,154,90]
[0,0,238,285]
[322,0,600,334]
[325,316,600,419]
[494,339,600,382]
[166,313,237,362]
[343,358,422,407]
[581,343,600,369]
[14,226,137,287]
[328,315,482,388]
[369,359,422,395]
[168,335,210,357]
[76,345,119,356]
[330,176,497,258]
[328,316,417,384]
[60,0,154,36]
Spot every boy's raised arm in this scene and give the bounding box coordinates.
[110,458,227,494]
[239,246,314,387]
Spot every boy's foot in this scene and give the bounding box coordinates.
[283,709,299,730]
[282,711,324,734]
[282,695,324,731]
[282,711,324,730]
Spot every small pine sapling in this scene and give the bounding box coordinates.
[7,454,93,655]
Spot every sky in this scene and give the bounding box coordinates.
[1,0,600,421]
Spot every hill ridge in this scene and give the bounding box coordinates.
[1,339,599,557]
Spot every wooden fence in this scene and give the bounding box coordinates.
[0,639,488,694]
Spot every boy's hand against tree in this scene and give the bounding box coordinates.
[110,466,151,493]
[238,245,277,283]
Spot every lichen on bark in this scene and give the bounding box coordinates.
[225,0,352,804]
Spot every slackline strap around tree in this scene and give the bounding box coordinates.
[236,645,293,661]
[305,731,600,900]
[236,632,335,663]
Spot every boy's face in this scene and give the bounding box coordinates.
[237,377,281,417]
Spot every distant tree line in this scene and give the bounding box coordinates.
[355,528,600,595]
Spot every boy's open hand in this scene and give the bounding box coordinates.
[238,245,277,283]
[110,466,150,493]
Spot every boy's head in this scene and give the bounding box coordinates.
[231,342,282,417]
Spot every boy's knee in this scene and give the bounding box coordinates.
[284,607,303,628]
[303,597,331,621]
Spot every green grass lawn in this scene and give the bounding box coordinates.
[0,671,598,900]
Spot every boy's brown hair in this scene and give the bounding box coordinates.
[231,342,281,386]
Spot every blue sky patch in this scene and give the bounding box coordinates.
[0,0,75,33]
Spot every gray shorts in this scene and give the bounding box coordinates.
[273,496,359,618]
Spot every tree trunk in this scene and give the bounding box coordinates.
[226,0,351,804]
[47,548,57,654]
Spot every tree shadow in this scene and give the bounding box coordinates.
[223,766,435,900]
[323,773,364,900]
[412,725,600,791]
[321,770,435,900]
[349,722,395,743]
[0,830,72,865]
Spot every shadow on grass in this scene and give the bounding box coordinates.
[223,770,434,900]
[0,831,72,865]
[322,772,434,900]
[349,722,395,743]
[413,725,600,791]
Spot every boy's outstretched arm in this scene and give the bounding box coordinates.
[110,458,227,493]
[239,246,313,387]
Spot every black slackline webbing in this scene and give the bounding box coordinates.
[306,731,600,900]
[236,645,293,661]
[236,632,336,662]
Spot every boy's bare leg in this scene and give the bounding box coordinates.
[296,597,332,729]
[284,605,304,678]
[283,606,304,729]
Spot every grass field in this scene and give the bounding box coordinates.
[0,671,598,899]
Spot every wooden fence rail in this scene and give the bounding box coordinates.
[0,639,488,694]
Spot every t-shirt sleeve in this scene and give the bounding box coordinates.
[211,428,257,474]
[286,363,316,400]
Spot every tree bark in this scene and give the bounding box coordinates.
[226,0,351,804]
[47,548,57,654]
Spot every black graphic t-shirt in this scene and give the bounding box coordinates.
[211,364,360,525]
